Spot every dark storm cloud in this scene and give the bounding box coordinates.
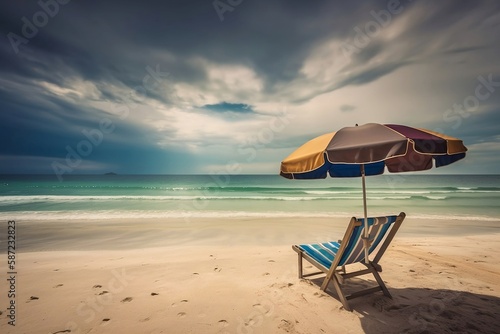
[2,1,363,91]
[2,1,494,100]
[203,102,253,113]
[1,0,500,174]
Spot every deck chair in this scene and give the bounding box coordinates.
[292,212,405,311]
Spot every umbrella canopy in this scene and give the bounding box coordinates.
[280,123,467,179]
[280,123,467,263]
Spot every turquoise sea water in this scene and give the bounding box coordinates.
[0,174,499,221]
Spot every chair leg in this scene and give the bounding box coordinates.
[322,274,352,311]
[297,253,303,279]
[320,271,332,291]
[371,269,391,298]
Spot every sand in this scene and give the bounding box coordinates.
[1,216,499,334]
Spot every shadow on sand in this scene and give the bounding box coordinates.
[308,277,500,334]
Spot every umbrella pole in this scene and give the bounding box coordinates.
[361,164,370,264]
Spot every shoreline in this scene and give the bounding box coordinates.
[2,210,500,222]
[2,216,499,252]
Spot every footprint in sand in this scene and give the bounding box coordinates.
[270,283,293,289]
[121,297,133,303]
[386,304,410,311]
[54,284,63,288]
[151,292,159,296]
[99,291,109,295]
[263,272,270,276]
[172,299,189,307]
[313,292,326,298]
[253,303,272,316]
[278,319,295,332]
[177,312,187,318]
[218,319,229,327]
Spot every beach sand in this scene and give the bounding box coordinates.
[1,217,499,333]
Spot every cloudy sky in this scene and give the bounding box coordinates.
[1,0,499,175]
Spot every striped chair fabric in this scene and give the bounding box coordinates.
[297,215,397,269]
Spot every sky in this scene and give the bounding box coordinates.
[1,0,499,176]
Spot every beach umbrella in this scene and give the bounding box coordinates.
[280,123,467,263]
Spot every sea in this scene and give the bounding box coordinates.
[0,174,499,222]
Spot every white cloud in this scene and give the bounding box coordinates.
[171,58,264,106]
[38,79,101,100]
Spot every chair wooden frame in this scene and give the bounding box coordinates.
[292,212,406,311]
